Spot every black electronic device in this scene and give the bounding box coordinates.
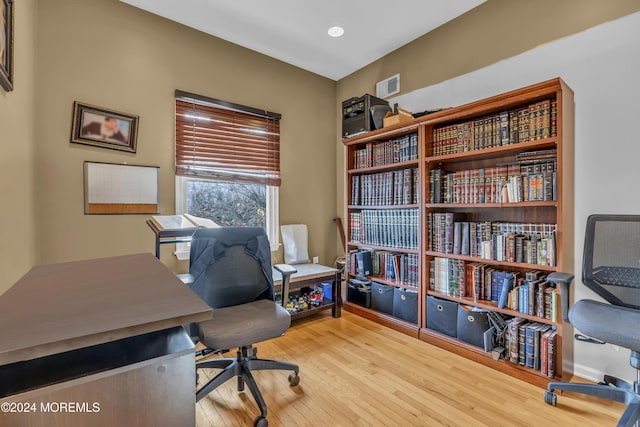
[342,94,389,138]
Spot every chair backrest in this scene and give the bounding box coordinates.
[188,227,274,309]
[583,214,640,310]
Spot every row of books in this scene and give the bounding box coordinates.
[431,99,557,156]
[349,209,419,250]
[429,258,558,320]
[506,318,558,378]
[429,257,467,298]
[427,214,557,266]
[348,248,419,288]
[469,266,557,319]
[353,133,419,169]
[508,277,558,319]
[351,168,418,206]
[429,158,557,204]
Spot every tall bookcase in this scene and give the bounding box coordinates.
[342,78,574,387]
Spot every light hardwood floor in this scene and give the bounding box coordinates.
[196,312,625,426]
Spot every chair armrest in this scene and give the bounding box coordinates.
[546,272,575,323]
[274,264,297,308]
[274,264,297,275]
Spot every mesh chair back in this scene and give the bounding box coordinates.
[190,227,273,309]
[583,214,640,309]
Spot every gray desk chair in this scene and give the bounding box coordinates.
[186,227,299,427]
[545,214,640,427]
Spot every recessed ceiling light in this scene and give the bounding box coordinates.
[327,26,344,38]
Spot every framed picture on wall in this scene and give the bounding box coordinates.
[0,0,14,92]
[70,101,139,153]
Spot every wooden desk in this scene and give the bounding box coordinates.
[0,253,212,426]
[273,263,342,319]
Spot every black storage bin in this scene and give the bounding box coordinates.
[392,288,418,324]
[371,282,394,315]
[426,296,458,338]
[347,279,371,308]
[456,305,491,348]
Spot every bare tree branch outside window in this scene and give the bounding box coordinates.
[186,180,266,228]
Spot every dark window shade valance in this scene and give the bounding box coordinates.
[175,98,281,186]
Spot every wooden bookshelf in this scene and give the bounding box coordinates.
[342,78,574,386]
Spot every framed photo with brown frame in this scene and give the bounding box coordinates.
[71,101,139,153]
[0,0,14,92]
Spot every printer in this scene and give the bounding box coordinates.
[342,94,390,138]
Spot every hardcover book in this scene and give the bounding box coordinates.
[534,324,551,371]
[540,328,554,376]
[498,273,515,309]
[518,321,528,365]
[547,330,558,378]
[356,249,373,278]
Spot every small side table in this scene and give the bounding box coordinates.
[273,263,342,319]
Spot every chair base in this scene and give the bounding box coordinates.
[601,374,635,392]
[546,379,640,427]
[196,345,299,425]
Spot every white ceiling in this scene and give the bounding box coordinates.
[120,0,486,81]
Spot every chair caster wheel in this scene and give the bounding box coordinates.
[254,416,268,427]
[288,372,300,386]
[544,391,557,406]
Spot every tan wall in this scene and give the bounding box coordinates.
[0,0,37,294]
[33,0,337,272]
[338,0,640,99]
[335,0,640,254]
[4,0,640,294]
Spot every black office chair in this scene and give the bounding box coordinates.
[187,227,300,427]
[545,214,640,427]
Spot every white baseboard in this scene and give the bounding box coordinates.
[572,363,604,383]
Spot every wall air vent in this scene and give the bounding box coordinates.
[376,73,400,99]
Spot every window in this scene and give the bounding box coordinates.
[175,91,281,257]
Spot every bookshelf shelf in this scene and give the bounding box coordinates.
[426,289,556,325]
[347,242,420,254]
[343,78,574,386]
[347,272,419,291]
[424,251,558,272]
[347,159,419,175]
[425,138,557,164]
[343,124,420,147]
[349,204,419,210]
[425,201,557,209]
